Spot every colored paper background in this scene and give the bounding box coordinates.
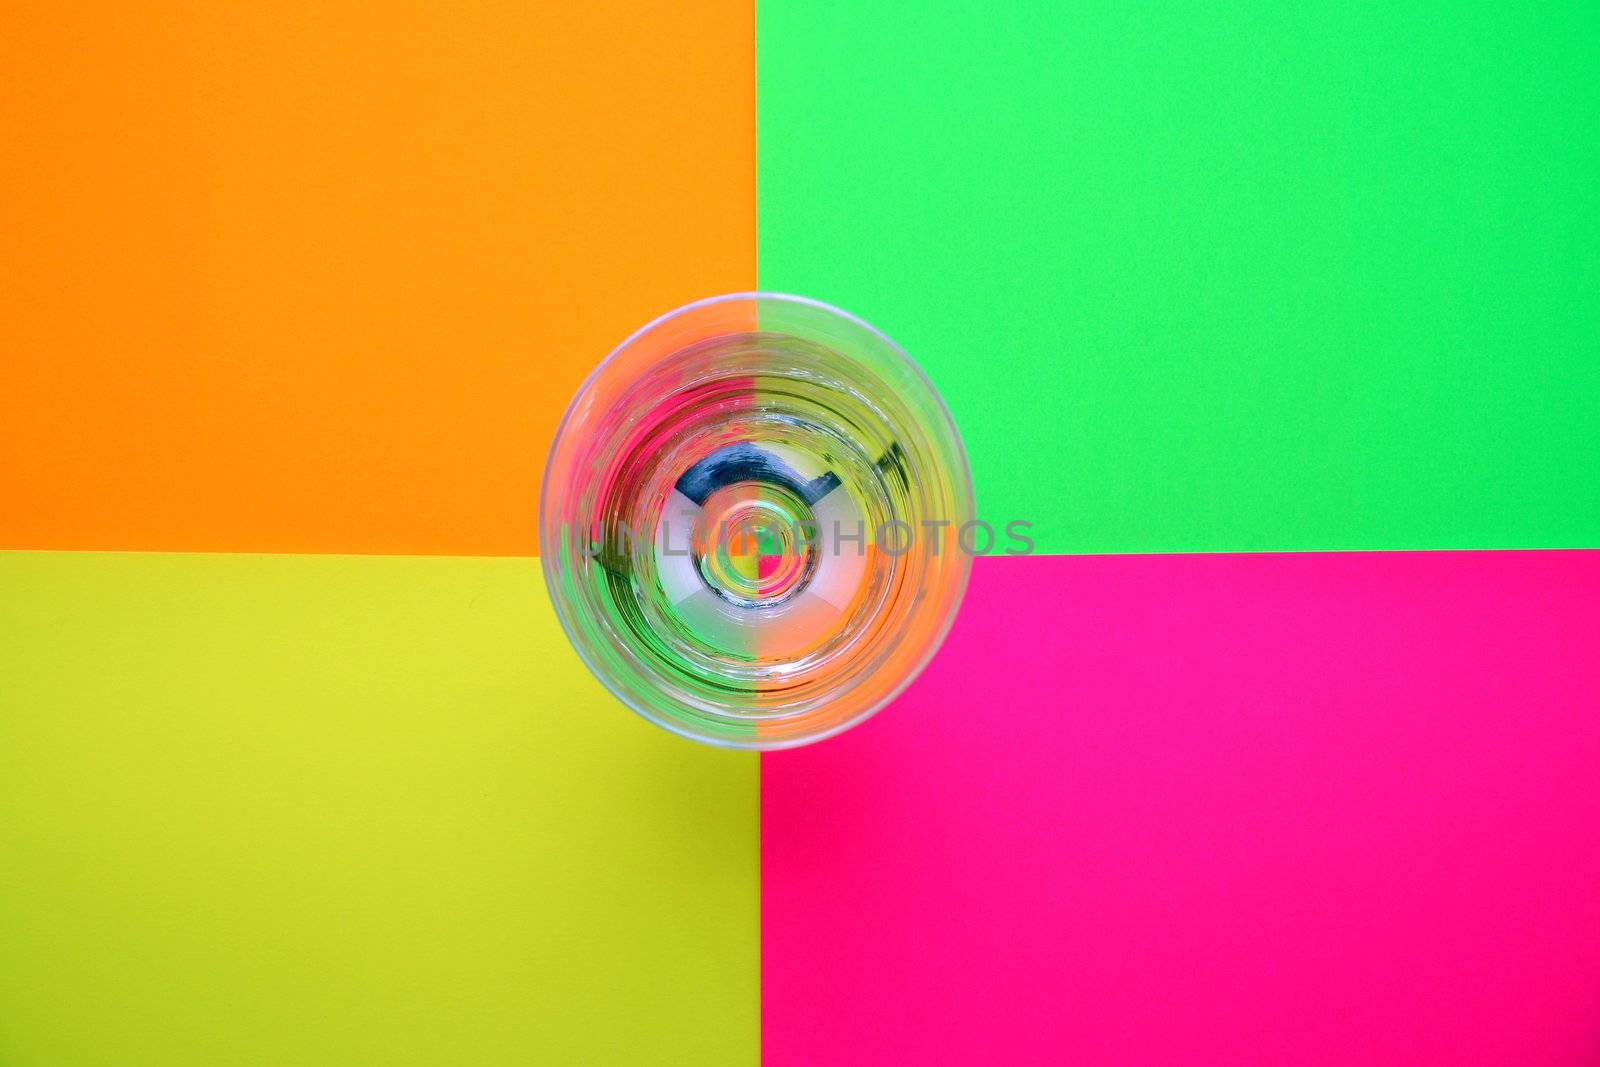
[764,551,1600,1065]
[4,1,1599,1063]
[0,552,758,1065]
[757,0,1600,554]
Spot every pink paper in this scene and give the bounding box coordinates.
[763,550,1600,1065]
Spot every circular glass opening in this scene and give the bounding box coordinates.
[540,293,973,749]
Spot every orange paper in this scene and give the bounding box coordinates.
[1,2,754,555]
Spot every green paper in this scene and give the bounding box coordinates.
[0,552,758,1066]
[758,0,1600,553]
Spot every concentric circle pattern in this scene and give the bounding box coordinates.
[541,293,973,748]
